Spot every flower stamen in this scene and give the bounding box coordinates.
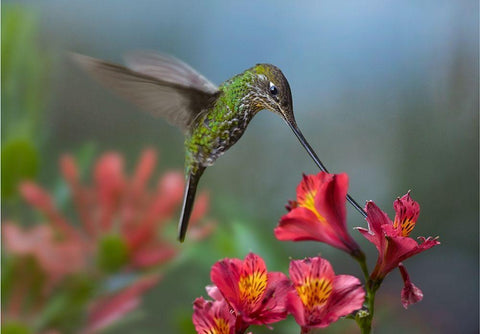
[239,271,267,304]
[393,217,416,237]
[298,190,326,222]
[212,317,230,334]
[296,277,333,310]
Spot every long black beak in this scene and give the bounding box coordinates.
[287,120,367,218]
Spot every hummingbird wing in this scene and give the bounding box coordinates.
[123,51,218,95]
[72,53,220,132]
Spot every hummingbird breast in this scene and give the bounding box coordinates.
[185,94,256,169]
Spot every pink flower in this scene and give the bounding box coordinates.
[2,149,216,332]
[57,149,214,269]
[357,192,440,281]
[398,263,423,309]
[275,172,361,256]
[286,257,365,332]
[2,223,86,291]
[210,253,291,329]
[193,296,236,334]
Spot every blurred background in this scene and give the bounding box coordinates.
[2,0,478,333]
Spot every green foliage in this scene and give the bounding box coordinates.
[1,6,50,198]
[1,139,39,198]
[97,234,130,273]
[34,276,95,333]
[2,321,32,334]
[2,5,49,141]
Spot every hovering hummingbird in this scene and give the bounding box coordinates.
[73,51,366,242]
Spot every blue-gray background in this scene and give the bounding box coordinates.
[3,1,478,333]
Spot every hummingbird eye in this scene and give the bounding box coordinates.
[269,82,278,96]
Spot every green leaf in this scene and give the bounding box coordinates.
[1,139,39,198]
[34,275,95,333]
[97,234,130,274]
[2,321,32,334]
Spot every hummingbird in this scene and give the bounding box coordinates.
[73,51,366,242]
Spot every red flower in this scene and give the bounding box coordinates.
[398,263,423,309]
[210,253,291,329]
[275,172,361,256]
[2,223,86,324]
[356,192,440,281]
[2,223,86,290]
[286,257,365,332]
[57,149,214,269]
[193,296,236,334]
[2,149,216,332]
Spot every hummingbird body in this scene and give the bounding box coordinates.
[73,51,366,242]
[186,67,263,171]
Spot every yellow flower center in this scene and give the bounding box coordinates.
[393,218,416,237]
[296,277,333,310]
[211,318,230,334]
[238,271,267,304]
[298,189,325,222]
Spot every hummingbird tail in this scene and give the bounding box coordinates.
[178,167,205,242]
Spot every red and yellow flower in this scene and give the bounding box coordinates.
[286,257,365,332]
[193,296,236,334]
[210,253,291,329]
[356,192,440,281]
[275,172,361,256]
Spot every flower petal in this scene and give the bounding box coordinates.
[130,243,177,268]
[60,155,95,236]
[130,149,157,197]
[393,193,420,236]
[313,173,347,233]
[275,207,351,252]
[193,297,235,334]
[247,271,290,324]
[211,253,289,326]
[365,201,392,236]
[94,153,126,231]
[19,182,79,239]
[314,173,360,254]
[211,257,242,312]
[86,275,160,333]
[322,275,365,325]
[286,290,306,327]
[206,285,223,301]
[287,257,364,329]
[399,264,423,309]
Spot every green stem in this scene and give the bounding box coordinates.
[353,253,382,334]
[356,253,370,283]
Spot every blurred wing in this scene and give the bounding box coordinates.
[124,51,218,94]
[72,53,220,132]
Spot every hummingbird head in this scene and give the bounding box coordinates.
[251,64,297,126]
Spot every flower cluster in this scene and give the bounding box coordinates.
[357,193,440,283]
[193,253,364,334]
[193,171,439,333]
[2,149,214,333]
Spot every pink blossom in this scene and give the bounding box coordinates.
[193,296,236,334]
[210,253,291,328]
[356,192,440,281]
[286,257,364,332]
